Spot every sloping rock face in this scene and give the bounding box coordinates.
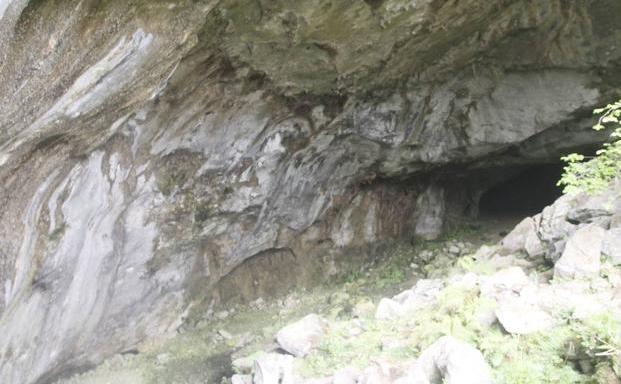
[1,1,621,382]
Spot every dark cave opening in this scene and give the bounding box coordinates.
[478,163,565,219]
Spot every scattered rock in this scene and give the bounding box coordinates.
[419,250,435,263]
[554,224,605,280]
[252,353,294,384]
[276,314,328,357]
[400,336,493,384]
[250,298,266,310]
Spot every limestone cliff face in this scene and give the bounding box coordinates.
[1,1,620,382]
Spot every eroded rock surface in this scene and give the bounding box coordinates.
[1,1,621,382]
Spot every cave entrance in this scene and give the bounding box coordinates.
[478,163,564,220]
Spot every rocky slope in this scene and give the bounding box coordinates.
[224,182,621,384]
[1,1,621,383]
[58,183,621,383]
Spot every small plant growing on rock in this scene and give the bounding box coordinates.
[558,100,621,194]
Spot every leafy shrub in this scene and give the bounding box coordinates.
[558,101,621,194]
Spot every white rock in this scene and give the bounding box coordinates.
[472,245,498,260]
[495,300,555,335]
[377,280,443,320]
[398,280,443,308]
[554,224,605,280]
[359,360,405,384]
[232,374,253,384]
[501,217,535,254]
[252,353,294,384]
[375,298,405,320]
[401,336,493,384]
[413,279,444,296]
[480,267,530,299]
[449,273,479,290]
[524,228,545,258]
[276,314,327,357]
[234,355,261,374]
[537,282,609,319]
[332,367,360,384]
[602,228,621,265]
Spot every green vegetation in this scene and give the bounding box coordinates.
[61,235,621,384]
[298,246,621,383]
[558,100,621,194]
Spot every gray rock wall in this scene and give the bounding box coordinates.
[0,1,621,382]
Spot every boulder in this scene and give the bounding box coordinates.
[536,282,609,320]
[448,273,479,290]
[566,191,616,227]
[396,279,444,307]
[524,226,546,259]
[400,336,493,384]
[602,228,621,265]
[480,267,530,299]
[495,299,555,335]
[500,217,536,254]
[375,298,406,321]
[377,279,444,320]
[252,353,295,384]
[276,314,328,357]
[554,224,606,280]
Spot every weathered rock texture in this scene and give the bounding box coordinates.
[1,1,621,382]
